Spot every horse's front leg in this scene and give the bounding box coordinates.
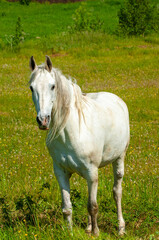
[53,163,72,229]
[86,168,99,236]
[85,215,92,234]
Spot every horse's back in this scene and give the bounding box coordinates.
[86,92,129,126]
[86,92,128,113]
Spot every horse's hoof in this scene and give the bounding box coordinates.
[92,227,99,237]
[85,224,92,234]
[119,227,125,236]
[85,231,91,236]
[85,229,91,235]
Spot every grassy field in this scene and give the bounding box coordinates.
[0,0,159,239]
[0,0,125,41]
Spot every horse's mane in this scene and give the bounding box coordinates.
[47,68,85,143]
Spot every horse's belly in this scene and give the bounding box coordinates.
[99,124,129,167]
[99,144,125,168]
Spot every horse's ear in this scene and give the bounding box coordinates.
[45,55,52,72]
[30,56,37,71]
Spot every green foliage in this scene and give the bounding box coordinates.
[19,0,31,6]
[13,17,25,47]
[0,198,12,226]
[5,17,25,50]
[118,0,159,36]
[69,2,104,32]
[1,11,6,17]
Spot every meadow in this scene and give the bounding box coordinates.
[0,0,159,239]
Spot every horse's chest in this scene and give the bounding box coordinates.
[48,143,90,176]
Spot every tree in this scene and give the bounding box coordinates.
[118,0,159,36]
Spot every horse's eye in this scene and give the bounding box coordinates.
[51,85,55,90]
[30,86,34,92]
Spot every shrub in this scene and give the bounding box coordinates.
[69,2,103,32]
[19,0,31,5]
[118,0,159,36]
[13,17,25,47]
[5,17,25,50]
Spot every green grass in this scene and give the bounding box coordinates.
[0,0,159,239]
[0,0,119,42]
[0,0,158,42]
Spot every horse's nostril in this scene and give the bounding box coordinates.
[36,116,41,125]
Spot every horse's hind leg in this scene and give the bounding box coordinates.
[112,153,125,235]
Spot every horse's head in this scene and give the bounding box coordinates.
[29,56,55,130]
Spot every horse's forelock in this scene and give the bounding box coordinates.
[29,64,46,84]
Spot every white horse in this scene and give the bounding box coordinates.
[29,56,130,236]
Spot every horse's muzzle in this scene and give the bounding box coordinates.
[36,115,50,130]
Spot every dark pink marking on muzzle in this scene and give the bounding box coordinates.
[36,115,50,130]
